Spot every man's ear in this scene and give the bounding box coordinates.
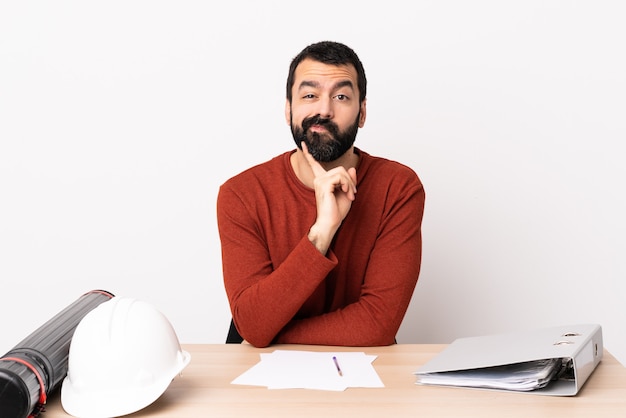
[358,99,367,128]
[285,99,291,126]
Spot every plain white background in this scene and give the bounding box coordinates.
[2,1,625,365]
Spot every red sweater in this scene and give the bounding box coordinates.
[217,148,425,347]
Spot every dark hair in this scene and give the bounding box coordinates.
[286,41,367,104]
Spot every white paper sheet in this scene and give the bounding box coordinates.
[231,350,384,391]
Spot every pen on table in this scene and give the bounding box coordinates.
[333,356,343,376]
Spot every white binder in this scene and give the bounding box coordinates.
[415,324,603,396]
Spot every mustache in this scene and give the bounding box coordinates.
[301,115,339,135]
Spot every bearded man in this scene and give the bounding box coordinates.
[217,41,425,348]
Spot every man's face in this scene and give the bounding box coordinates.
[286,59,366,162]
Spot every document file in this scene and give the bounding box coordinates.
[414,324,603,396]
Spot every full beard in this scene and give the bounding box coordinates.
[291,113,360,163]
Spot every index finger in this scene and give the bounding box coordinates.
[301,142,328,177]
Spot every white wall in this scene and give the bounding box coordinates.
[2,1,625,365]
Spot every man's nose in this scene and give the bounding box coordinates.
[316,96,334,119]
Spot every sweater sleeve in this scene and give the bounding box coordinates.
[274,173,425,346]
[217,182,337,347]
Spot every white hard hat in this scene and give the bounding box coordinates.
[61,297,191,418]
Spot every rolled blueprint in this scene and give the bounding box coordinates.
[0,290,114,418]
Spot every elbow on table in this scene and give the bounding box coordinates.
[349,319,401,346]
[244,337,273,348]
[359,330,398,347]
[237,326,275,348]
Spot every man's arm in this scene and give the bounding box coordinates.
[274,177,424,346]
[217,182,336,347]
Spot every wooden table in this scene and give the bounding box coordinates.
[42,344,626,417]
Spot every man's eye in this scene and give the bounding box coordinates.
[303,94,316,99]
[334,94,348,101]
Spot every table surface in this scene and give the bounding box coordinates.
[42,344,626,418]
